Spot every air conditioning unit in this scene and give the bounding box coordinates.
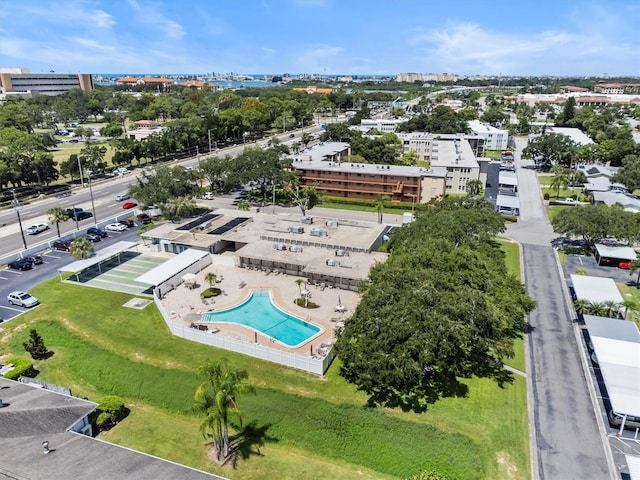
[300,216,313,224]
[289,245,303,252]
[273,243,287,251]
[326,259,340,267]
[335,249,349,257]
[326,220,339,227]
[310,228,327,237]
[289,225,304,234]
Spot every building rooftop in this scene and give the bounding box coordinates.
[430,138,478,169]
[548,127,594,146]
[570,274,624,304]
[292,157,447,178]
[0,378,226,480]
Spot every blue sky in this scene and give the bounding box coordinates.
[1,0,638,76]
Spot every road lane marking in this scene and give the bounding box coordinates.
[0,305,27,313]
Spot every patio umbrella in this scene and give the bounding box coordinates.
[338,295,342,306]
[182,273,196,282]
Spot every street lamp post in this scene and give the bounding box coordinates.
[12,190,27,250]
[87,170,97,225]
[77,155,84,187]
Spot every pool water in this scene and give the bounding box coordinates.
[201,290,321,347]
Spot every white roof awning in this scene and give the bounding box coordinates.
[58,241,138,273]
[135,249,209,286]
[496,194,520,209]
[594,244,638,261]
[570,274,624,304]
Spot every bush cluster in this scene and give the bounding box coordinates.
[200,287,222,298]
[2,356,35,380]
[94,395,127,430]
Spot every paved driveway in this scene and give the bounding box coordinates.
[506,137,614,480]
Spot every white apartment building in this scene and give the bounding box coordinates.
[396,132,484,194]
[467,120,510,151]
[359,118,405,133]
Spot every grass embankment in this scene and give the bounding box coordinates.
[0,278,530,480]
[618,283,640,326]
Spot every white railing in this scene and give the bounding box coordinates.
[153,296,334,376]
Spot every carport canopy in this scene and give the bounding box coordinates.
[594,244,638,262]
[496,194,520,209]
[136,248,209,286]
[58,241,138,274]
[570,274,624,304]
[584,315,640,427]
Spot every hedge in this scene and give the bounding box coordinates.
[2,356,35,380]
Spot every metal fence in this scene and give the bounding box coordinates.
[153,295,335,376]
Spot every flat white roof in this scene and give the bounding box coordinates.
[594,244,638,261]
[498,171,518,186]
[58,241,138,273]
[135,249,209,286]
[549,127,594,146]
[496,194,520,209]
[625,455,640,480]
[570,274,624,304]
[584,316,640,419]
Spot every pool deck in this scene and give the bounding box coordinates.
[160,251,358,355]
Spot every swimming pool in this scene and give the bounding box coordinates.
[200,290,321,347]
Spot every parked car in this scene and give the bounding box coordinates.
[122,201,138,209]
[25,255,43,265]
[53,239,71,251]
[7,291,39,308]
[289,133,295,138]
[105,223,127,232]
[137,213,152,224]
[116,193,129,201]
[118,219,136,228]
[85,233,102,242]
[8,258,33,271]
[115,168,131,175]
[26,223,49,235]
[87,227,108,238]
[67,208,93,220]
[201,192,214,200]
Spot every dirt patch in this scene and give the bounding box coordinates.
[124,298,152,310]
[496,450,520,480]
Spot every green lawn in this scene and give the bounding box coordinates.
[618,282,640,326]
[0,278,530,480]
[483,150,504,159]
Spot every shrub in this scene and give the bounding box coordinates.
[293,298,319,308]
[95,395,128,430]
[575,268,587,275]
[2,356,35,380]
[543,192,550,200]
[200,287,222,298]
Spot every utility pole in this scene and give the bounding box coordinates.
[12,190,27,250]
[87,171,97,225]
[207,129,212,153]
[77,155,84,187]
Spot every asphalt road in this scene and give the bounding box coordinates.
[505,137,614,480]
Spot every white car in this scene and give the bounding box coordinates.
[8,291,39,308]
[201,192,214,200]
[105,223,127,232]
[26,223,49,235]
[116,193,129,201]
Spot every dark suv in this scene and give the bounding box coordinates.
[8,258,33,271]
[67,208,92,221]
[87,227,108,238]
[53,239,71,251]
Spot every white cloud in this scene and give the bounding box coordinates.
[93,10,116,29]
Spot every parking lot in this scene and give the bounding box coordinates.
[0,226,142,322]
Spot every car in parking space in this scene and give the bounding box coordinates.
[118,219,136,228]
[52,239,71,251]
[122,201,138,209]
[26,223,49,235]
[87,227,108,238]
[116,193,129,201]
[289,133,295,138]
[105,223,127,232]
[8,291,39,308]
[201,192,214,200]
[85,232,102,242]
[137,213,152,224]
[8,258,33,271]
[25,255,43,265]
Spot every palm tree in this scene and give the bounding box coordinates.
[602,300,622,318]
[47,206,69,238]
[587,301,606,317]
[205,272,217,289]
[194,360,253,461]
[465,179,483,197]
[573,298,590,316]
[550,172,569,198]
[374,195,389,224]
[622,298,638,320]
[69,236,94,260]
[629,260,640,289]
[295,278,304,300]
